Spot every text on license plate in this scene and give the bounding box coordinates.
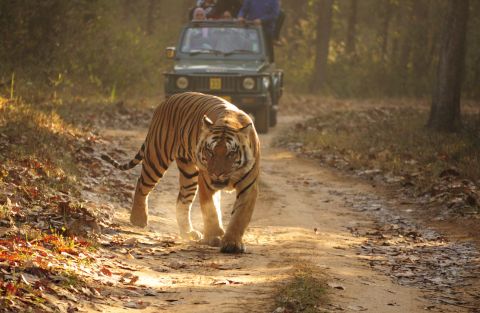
[209,78,222,90]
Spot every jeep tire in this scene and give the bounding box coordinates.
[255,103,270,134]
[269,105,277,127]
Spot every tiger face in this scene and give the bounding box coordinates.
[196,116,253,190]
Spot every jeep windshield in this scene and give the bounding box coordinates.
[180,26,262,56]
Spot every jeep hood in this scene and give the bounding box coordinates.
[173,60,269,74]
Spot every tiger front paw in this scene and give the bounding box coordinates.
[220,238,246,254]
[131,198,148,227]
[181,229,203,241]
[130,211,148,228]
[201,227,224,247]
[200,236,222,247]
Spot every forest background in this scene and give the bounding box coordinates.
[1,0,479,100]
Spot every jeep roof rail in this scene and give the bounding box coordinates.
[188,20,258,28]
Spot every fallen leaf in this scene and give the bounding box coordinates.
[124,300,150,309]
[4,282,17,296]
[212,279,242,285]
[347,305,368,311]
[128,275,139,285]
[81,287,93,297]
[123,238,138,246]
[327,282,346,290]
[100,266,113,276]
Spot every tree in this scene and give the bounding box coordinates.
[427,0,469,132]
[146,0,157,36]
[411,0,431,93]
[379,0,393,61]
[310,0,334,91]
[345,0,358,57]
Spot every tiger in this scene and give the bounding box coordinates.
[102,92,260,253]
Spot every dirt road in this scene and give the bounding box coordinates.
[93,107,477,313]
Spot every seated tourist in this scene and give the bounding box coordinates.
[197,0,217,19]
[192,7,207,20]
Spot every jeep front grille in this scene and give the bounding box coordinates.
[166,74,261,93]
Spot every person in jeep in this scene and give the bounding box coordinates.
[237,0,280,61]
[215,0,243,18]
[192,0,242,20]
[181,23,258,54]
[192,7,207,21]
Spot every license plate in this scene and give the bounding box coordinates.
[209,78,222,90]
[220,96,232,102]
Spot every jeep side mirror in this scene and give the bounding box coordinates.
[165,47,176,59]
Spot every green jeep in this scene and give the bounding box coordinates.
[164,20,283,134]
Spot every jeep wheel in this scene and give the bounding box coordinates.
[269,106,277,127]
[255,104,269,134]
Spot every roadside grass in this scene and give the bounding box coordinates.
[0,94,149,188]
[0,96,85,194]
[274,264,329,313]
[275,105,480,213]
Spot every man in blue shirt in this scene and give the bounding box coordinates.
[237,0,280,62]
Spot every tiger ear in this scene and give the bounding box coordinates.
[202,115,214,129]
[238,123,252,133]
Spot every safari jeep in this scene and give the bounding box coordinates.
[164,20,283,133]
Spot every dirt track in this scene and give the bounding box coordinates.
[93,105,477,313]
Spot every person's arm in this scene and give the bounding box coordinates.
[237,0,250,19]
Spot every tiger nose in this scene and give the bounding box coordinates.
[211,173,223,180]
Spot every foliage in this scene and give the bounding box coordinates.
[0,0,190,98]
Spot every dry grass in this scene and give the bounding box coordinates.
[0,95,142,188]
[0,97,86,192]
[274,264,329,313]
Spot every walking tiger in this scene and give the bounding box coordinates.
[102,92,260,253]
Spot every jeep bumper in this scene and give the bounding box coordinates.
[165,92,270,112]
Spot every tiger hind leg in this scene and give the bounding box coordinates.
[176,159,203,241]
[131,161,166,227]
[198,171,225,247]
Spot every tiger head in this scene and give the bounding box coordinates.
[196,115,255,190]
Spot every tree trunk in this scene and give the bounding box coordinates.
[411,0,430,86]
[380,0,393,61]
[427,0,469,132]
[282,0,308,22]
[310,0,334,91]
[396,2,414,88]
[345,0,357,56]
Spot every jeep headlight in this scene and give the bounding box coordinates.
[262,77,270,89]
[242,77,255,90]
[176,76,189,89]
